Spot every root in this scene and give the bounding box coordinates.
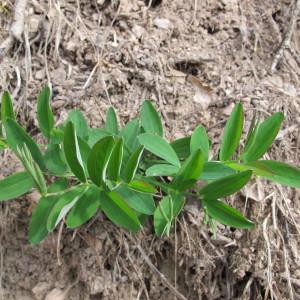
[125,233,188,300]
[262,215,274,300]
[270,0,300,73]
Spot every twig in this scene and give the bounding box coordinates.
[44,18,52,86]
[189,0,198,26]
[24,24,32,81]
[12,66,21,98]
[82,3,121,90]
[271,0,300,73]
[0,0,28,61]
[125,233,188,300]
[11,0,27,40]
[155,75,169,125]
[262,215,274,300]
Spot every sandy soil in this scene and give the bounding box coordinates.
[0,0,300,299]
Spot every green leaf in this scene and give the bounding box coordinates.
[0,172,35,201]
[47,186,86,231]
[77,136,91,168]
[127,180,157,194]
[29,195,58,244]
[5,118,45,170]
[190,125,210,161]
[101,191,141,231]
[63,122,87,182]
[138,133,180,167]
[105,107,118,135]
[116,185,155,215]
[87,136,115,186]
[224,161,273,177]
[120,118,140,152]
[200,162,236,181]
[171,136,191,159]
[154,195,185,236]
[88,128,110,147]
[202,198,255,229]
[243,112,259,154]
[145,164,179,177]
[32,160,47,195]
[66,185,101,228]
[67,109,89,141]
[241,112,284,163]
[172,149,204,191]
[199,170,252,199]
[140,176,174,193]
[37,85,54,139]
[48,178,69,193]
[16,145,47,195]
[0,138,7,151]
[247,160,300,188]
[1,91,15,122]
[140,100,163,137]
[44,144,68,175]
[49,127,64,144]
[220,102,244,161]
[123,145,144,183]
[107,138,123,181]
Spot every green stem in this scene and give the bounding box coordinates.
[46,182,91,196]
[158,202,169,223]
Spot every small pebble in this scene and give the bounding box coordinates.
[154,18,171,30]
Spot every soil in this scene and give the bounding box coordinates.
[1,0,300,299]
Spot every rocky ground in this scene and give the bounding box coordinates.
[0,0,300,299]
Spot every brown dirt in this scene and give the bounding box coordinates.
[1,0,300,299]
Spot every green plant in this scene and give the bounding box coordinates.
[0,86,299,244]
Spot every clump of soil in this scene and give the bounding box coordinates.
[1,0,300,299]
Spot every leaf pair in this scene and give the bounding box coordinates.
[241,113,284,162]
[171,149,204,191]
[170,124,210,162]
[202,198,255,229]
[100,182,156,232]
[154,195,185,236]
[87,134,145,187]
[5,119,46,170]
[29,185,101,244]
[219,103,284,163]
[200,170,254,229]
[2,90,46,170]
[226,160,300,189]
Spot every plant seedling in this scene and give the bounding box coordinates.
[0,86,299,245]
